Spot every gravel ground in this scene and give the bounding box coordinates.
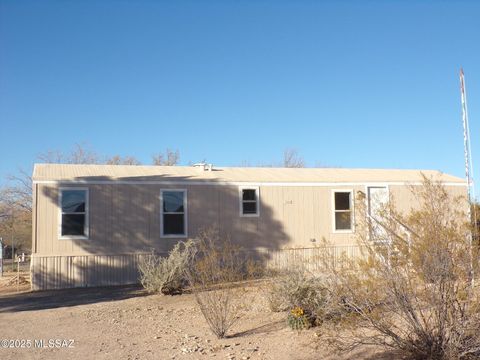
[0,284,390,360]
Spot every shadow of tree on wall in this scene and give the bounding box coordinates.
[35,173,289,290]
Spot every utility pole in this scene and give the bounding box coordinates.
[460,68,476,287]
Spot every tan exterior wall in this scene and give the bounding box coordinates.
[31,182,468,289]
[33,184,365,255]
[30,253,148,290]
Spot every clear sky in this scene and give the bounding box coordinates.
[1,1,480,182]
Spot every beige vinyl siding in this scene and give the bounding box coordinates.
[30,253,151,290]
[31,178,468,290]
[388,184,468,214]
[34,182,467,256]
[31,184,37,253]
[31,245,368,290]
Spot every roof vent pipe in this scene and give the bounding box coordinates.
[193,163,213,171]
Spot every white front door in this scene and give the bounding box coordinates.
[367,186,389,242]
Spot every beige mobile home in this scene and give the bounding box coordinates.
[30,164,467,290]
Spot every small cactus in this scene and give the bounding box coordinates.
[287,306,314,330]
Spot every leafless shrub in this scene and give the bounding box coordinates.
[188,227,247,338]
[138,239,197,295]
[318,176,480,359]
[244,257,268,279]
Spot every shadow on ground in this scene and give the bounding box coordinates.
[233,320,285,338]
[353,349,403,360]
[0,285,147,313]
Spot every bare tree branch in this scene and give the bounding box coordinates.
[152,149,180,166]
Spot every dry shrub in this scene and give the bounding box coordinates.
[138,239,197,295]
[188,227,247,338]
[245,257,267,279]
[265,269,328,315]
[265,268,331,331]
[318,176,480,360]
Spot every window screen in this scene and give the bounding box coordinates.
[162,190,186,236]
[241,188,258,216]
[334,191,352,231]
[61,189,88,237]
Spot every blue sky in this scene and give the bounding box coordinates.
[1,1,480,182]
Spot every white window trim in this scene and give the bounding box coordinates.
[331,189,354,234]
[58,187,89,240]
[239,186,260,217]
[160,189,188,238]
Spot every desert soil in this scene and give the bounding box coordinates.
[0,280,388,360]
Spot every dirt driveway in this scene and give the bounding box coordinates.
[0,285,390,360]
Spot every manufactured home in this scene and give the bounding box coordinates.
[31,164,467,290]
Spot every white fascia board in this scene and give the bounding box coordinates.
[32,180,468,187]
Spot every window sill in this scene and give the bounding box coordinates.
[160,234,188,238]
[59,236,90,240]
[332,230,355,234]
[240,214,260,218]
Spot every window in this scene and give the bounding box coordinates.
[239,187,259,217]
[59,188,88,238]
[333,190,353,231]
[161,190,187,237]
